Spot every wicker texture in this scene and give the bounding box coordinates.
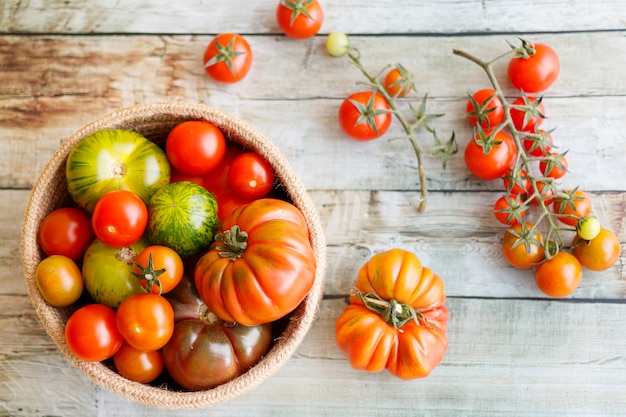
[20,102,327,409]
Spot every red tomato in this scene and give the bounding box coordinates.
[203,33,252,83]
[508,42,560,93]
[276,0,324,40]
[65,304,123,362]
[535,252,582,297]
[540,152,568,179]
[38,207,94,261]
[553,189,592,226]
[134,245,184,294]
[464,130,517,180]
[510,96,545,132]
[493,194,525,226]
[466,88,505,129]
[530,180,556,206]
[571,228,621,271]
[502,168,530,195]
[227,152,276,200]
[338,91,392,141]
[501,222,545,269]
[522,129,553,157]
[165,121,226,176]
[113,342,164,384]
[384,66,413,98]
[116,293,175,351]
[91,190,148,248]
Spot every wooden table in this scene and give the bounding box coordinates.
[2,1,625,415]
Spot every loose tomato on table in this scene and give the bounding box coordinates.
[227,152,276,200]
[116,293,175,351]
[203,33,252,83]
[133,245,184,294]
[276,0,324,40]
[464,129,517,180]
[534,251,582,297]
[338,91,392,141]
[165,121,226,176]
[335,249,448,379]
[508,42,560,93]
[466,88,505,129]
[37,207,94,261]
[113,342,164,384]
[35,255,84,307]
[91,189,148,248]
[501,222,545,269]
[65,303,123,362]
[571,228,621,271]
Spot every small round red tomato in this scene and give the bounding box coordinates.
[464,130,517,180]
[134,245,184,294]
[203,33,252,83]
[466,88,505,129]
[165,121,226,176]
[338,91,392,141]
[227,152,276,200]
[38,207,94,261]
[530,180,556,206]
[116,293,175,351]
[553,189,592,226]
[540,153,568,179]
[502,168,530,195]
[91,190,148,248]
[510,96,545,132]
[508,42,560,93]
[65,304,123,362]
[493,194,525,226]
[522,129,553,157]
[384,66,413,98]
[113,342,164,384]
[501,222,545,269]
[276,0,324,40]
[571,228,621,271]
[35,255,84,307]
[535,252,582,297]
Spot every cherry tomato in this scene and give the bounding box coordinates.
[530,180,556,206]
[510,96,545,132]
[276,0,324,40]
[326,32,350,57]
[338,91,392,141]
[540,152,568,179]
[464,130,517,180]
[116,293,175,351]
[203,33,252,84]
[165,121,226,176]
[134,245,184,294]
[571,228,621,271]
[493,194,525,226]
[91,190,148,248]
[508,42,560,93]
[35,255,83,307]
[38,207,94,261]
[384,66,413,98]
[65,304,123,362]
[553,189,592,226]
[576,217,601,241]
[466,89,505,129]
[227,152,276,200]
[501,222,545,269]
[502,168,530,195]
[534,252,582,297]
[113,342,164,384]
[522,129,553,157]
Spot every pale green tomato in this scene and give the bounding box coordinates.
[576,217,601,241]
[326,32,350,57]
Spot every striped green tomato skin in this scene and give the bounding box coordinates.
[65,129,171,213]
[148,181,219,258]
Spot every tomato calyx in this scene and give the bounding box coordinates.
[508,222,544,255]
[354,290,431,330]
[214,225,248,261]
[204,36,247,76]
[472,127,505,155]
[509,38,536,59]
[133,252,166,294]
[280,0,316,26]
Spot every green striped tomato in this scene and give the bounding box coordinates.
[147,181,219,258]
[66,129,171,213]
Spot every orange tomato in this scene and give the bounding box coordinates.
[534,252,582,297]
[571,228,621,271]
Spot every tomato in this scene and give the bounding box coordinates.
[572,228,621,271]
[530,180,556,206]
[227,152,276,200]
[65,304,123,362]
[82,237,148,308]
[466,89,505,129]
[576,217,601,241]
[326,32,350,57]
[113,342,164,384]
[335,249,448,379]
[116,293,175,351]
[212,189,253,222]
[384,65,413,98]
[464,130,517,180]
[194,198,317,325]
[165,121,226,177]
[493,194,525,226]
[163,275,272,390]
[35,255,83,307]
[540,152,568,179]
[91,190,148,248]
[66,129,170,213]
[203,33,252,84]
[502,168,530,195]
[553,189,592,226]
[133,245,184,294]
[338,91,392,141]
[37,207,94,261]
[522,129,553,157]
[510,96,545,132]
[147,181,219,258]
[534,252,582,297]
[508,42,560,93]
[501,222,545,269]
[276,0,324,40]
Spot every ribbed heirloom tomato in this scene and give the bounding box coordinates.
[335,249,449,379]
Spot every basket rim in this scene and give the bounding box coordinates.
[20,101,327,409]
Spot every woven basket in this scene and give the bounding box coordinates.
[20,101,327,408]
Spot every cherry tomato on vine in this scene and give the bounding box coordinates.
[134,245,184,294]
[464,130,516,180]
[508,42,560,93]
[203,33,252,83]
[576,217,601,241]
[534,252,582,298]
[522,129,553,157]
[530,180,556,206]
[227,152,276,200]
[338,91,392,141]
[384,66,413,98]
[113,342,164,384]
[466,89,505,129]
[493,194,525,226]
[501,222,545,269]
[540,153,568,179]
[38,207,94,261]
[510,96,545,132]
[91,190,148,248]
[35,255,84,307]
[116,293,175,351]
[276,0,324,40]
[553,189,592,227]
[502,168,530,195]
[65,304,123,362]
[326,32,350,57]
[571,228,621,271]
[165,121,226,176]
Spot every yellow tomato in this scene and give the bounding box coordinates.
[35,255,84,307]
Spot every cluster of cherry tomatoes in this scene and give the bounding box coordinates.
[461,40,621,297]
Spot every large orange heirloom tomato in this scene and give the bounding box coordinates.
[194,198,316,326]
[335,248,449,379]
